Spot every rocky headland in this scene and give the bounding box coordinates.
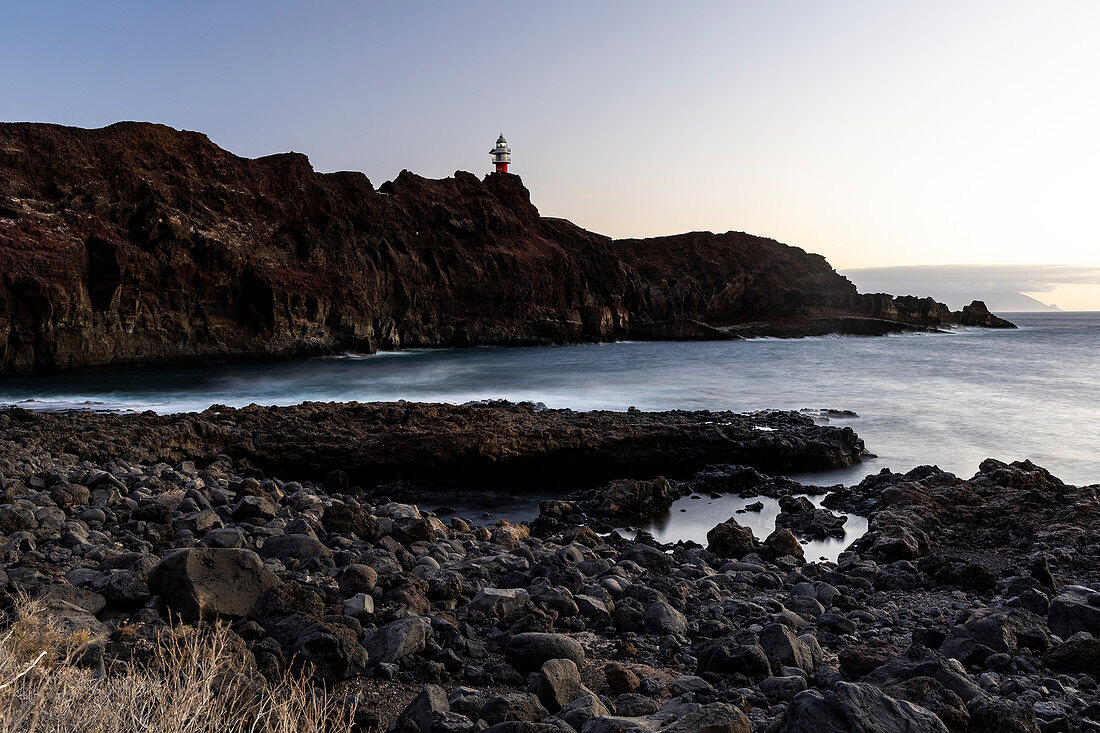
[0,122,1013,375]
[1,402,1097,732]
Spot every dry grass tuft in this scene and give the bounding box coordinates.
[156,487,188,509]
[0,598,356,733]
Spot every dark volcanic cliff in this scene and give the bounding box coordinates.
[0,122,1012,375]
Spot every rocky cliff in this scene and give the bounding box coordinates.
[0,122,1013,375]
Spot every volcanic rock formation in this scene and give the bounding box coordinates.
[0,122,1012,375]
[1,404,1097,730]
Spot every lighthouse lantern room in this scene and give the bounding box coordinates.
[490,133,511,173]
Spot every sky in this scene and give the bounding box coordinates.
[3,1,1099,308]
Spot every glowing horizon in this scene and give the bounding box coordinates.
[4,1,1098,306]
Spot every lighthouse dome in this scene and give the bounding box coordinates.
[496,134,507,145]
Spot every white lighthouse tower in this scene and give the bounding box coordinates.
[490,133,511,173]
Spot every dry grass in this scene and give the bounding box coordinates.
[0,598,356,733]
[157,486,188,509]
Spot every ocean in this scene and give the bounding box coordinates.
[2,312,1096,557]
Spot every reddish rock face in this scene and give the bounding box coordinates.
[0,122,1009,375]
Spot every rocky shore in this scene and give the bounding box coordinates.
[0,122,1013,376]
[0,402,1097,731]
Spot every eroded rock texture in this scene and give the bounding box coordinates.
[0,122,1011,374]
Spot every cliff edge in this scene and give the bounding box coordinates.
[0,122,1013,374]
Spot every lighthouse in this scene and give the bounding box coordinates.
[490,133,511,173]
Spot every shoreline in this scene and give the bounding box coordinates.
[0,318,992,387]
[1,402,1097,729]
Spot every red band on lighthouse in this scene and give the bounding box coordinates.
[491,134,511,173]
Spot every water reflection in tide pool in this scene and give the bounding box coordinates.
[618,493,868,564]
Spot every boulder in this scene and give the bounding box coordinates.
[759,623,815,673]
[965,695,1038,733]
[321,503,381,540]
[643,600,688,636]
[40,597,108,638]
[939,608,1049,664]
[667,675,711,696]
[613,694,660,717]
[148,548,280,622]
[90,570,150,611]
[594,477,684,517]
[761,528,805,562]
[696,640,772,682]
[656,701,752,733]
[604,662,640,693]
[776,501,848,540]
[555,692,612,731]
[258,533,334,563]
[863,647,984,703]
[505,632,585,672]
[395,684,450,733]
[759,675,809,703]
[393,516,442,545]
[0,504,37,533]
[470,587,530,619]
[230,495,277,522]
[536,658,590,713]
[883,677,969,733]
[363,616,431,664]
[839,640,899,679]
[1044,637,1100,675]
[619,544,673,574]
[291,622,368,681]
[1047,585,1100,638]
[341,593,374,619]
[767,681,949,732]
[870,529,921,561]
[480,693,549,725]
[706,518,757,558]
[337,564,378,596]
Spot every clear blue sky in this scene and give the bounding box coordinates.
[4,1,1099,306]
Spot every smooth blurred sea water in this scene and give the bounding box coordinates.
[2,313,1097,491]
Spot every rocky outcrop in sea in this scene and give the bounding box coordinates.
[0,402,1096,731]
[0,122,1013,375]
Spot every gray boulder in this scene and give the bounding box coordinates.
[965,695,1038,733]
[363,616,430,664]
[759,623,815,673]
[939,607,1049,665]
[767,681,949,732]
[1047,585,1100,638]
[258,533,333,563]
[90,569,150,610]
[480,693,549,726]
[759,675,809,703]
[231,494,278,522]
[643,600,688,636]
[395,684,450,733]
[556,692,612,731]
[658,701,751,733]
[536,658,591,713]
[148,547,280,622]
[863,646,984,703]
[505,632,585,672]
[470,587,530,619]
[884,677,970,733]
[619,544,673,574]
